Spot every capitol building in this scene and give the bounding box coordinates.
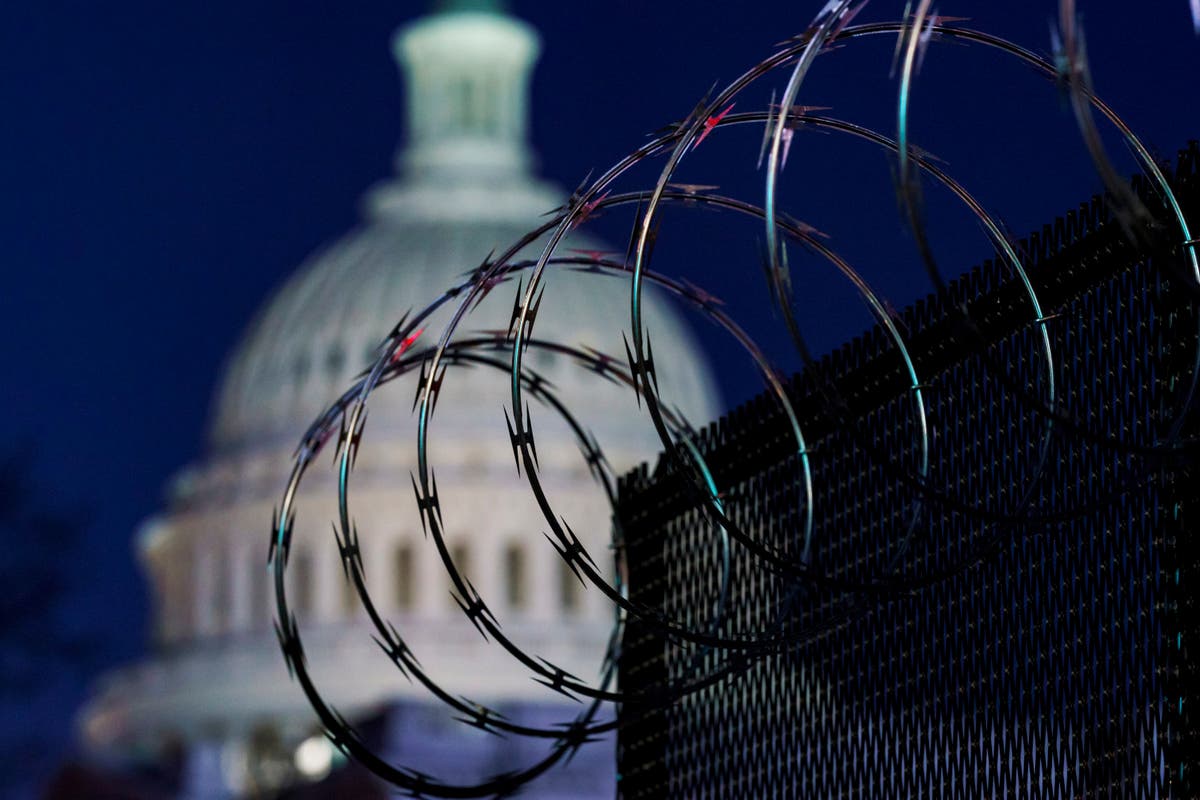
[80,1,719,797]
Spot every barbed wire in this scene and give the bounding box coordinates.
[268,2,1199,795]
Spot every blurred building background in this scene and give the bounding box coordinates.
[72,1,718,797]
[3,0,1197,797]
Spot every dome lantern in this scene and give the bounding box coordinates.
[394,1,538,185]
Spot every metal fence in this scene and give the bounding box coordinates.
[616,143,1200,799]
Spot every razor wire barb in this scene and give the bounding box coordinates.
[267,3,1200,795]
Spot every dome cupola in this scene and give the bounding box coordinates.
[395,0,537,184]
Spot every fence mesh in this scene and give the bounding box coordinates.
[616,143,1200,799]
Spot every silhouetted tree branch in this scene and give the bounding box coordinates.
[0,444,96,789]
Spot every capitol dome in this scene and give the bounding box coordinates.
[81,2,720,796]
[209,187,717,456]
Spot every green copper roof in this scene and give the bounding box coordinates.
[434,0,508,13]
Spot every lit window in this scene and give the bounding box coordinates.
[456,79,472,129]
[482,74,499,134]
[341,563,358,618]
[560,560,582,614]
[451,543,470,575]
[326,344,345,375]
[449,543,471,608]
[395,542,415,611]
[252,560,272,629]
[212,545,229,631]
[293,354,311,383]
[179,551,196,636]
[464,79,479,131]
[290,549,313,617]
[505,544,526,610]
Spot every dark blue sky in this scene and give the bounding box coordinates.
[0,0,1196,773]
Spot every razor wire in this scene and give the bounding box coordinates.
[268,3,1200,795]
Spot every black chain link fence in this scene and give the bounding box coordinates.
[616,143,1200,799]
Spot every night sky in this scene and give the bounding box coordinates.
[1,0,1197,783]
